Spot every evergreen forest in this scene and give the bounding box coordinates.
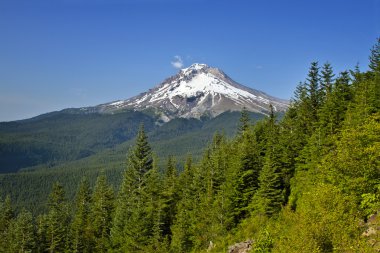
[0,39,380,252]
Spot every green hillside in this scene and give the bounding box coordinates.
[0,110,156,173]
[0,111,264,214]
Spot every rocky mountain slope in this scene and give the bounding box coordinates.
[90,63,289,121]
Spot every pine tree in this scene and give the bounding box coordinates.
[369,37,380,73]
[161,156,178,239]
[238,107,250,135]
[144,161,167,252]
[0,195,14,232]
[305,61,321,125]
[111,124,155,251]
[8,209,36,253]
[36,214,49,252]
[70,177,92,253]
[251,110,284,216]
[0,196,15,252]
[319,71,352,135]
[232,128,262,224]
[89,174,114,253]
[170,155,195,253]
[290,82,310,139]
[46,182,70,253]
[177,155,193,199]
[129,123,153,178]
[320,62,335,101]
[368,37,380,111]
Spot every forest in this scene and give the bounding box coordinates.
[0,38,379,252]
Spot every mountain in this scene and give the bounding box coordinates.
[86,63,289,120]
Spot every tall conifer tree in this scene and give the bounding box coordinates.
[111,123,155,251]
[46,182,69,253]
[70,177,92,253]
[320,62,335,101]
[8,209,36,253]
[306,61,321,126]
[89,174,114,253]
[161,156,178,239]
[251,107,284,216]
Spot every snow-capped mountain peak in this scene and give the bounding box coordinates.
[97,63,289,121]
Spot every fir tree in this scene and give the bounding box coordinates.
[369,37,380,73]
[232,128,262,224]
[70,177,92,253]
[129,123,153,179]
[251,110,284,216]
[368,37,380,111]
[306,61,321,125]
[0,195,14,233]
[170,155,195,252]
[320,62,335,101]
[238,107,250,135]
[89,174,114,253]
[8,209,36,253]
[36,214,49,252]
[161,156,178,239]
[144,161,167,252]
[46,182,70,253]
[111,123,155,252]
[318,72,347,135]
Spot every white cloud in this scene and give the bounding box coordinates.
[171,55,184,69]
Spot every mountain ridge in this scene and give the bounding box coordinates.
[80,63,288,121]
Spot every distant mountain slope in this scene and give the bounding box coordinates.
[0,110,156,173]
[89,63,289,120]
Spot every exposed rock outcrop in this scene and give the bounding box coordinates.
[228,240,254,253]
[362,212,380,251]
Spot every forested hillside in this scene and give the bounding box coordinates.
[0,38,379,252]
[0,110,156,173]
[0,111,264,215]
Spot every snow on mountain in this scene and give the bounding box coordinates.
[96,63,289,121]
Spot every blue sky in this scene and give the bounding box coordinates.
[0,0,379,121]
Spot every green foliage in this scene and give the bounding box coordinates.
[70,178,92,252]
[320,62,335,100]
[306,61,321,124]
[161,156,179,239]
[0,195,14,232]
[253,229,273,253]
[111,124,164,252]
[360,183,380,218]
[251,109,285,217]
[129,124,153,176]
[45,182,70,252]
[89,174,114,252]
[238,107,250,134]
[232,129,262,223]
[369,37,380,73]
[273,184,367,252]
[7,209,36,253]
[170,156,196,252]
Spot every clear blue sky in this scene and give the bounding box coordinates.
[0,0,379,121]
